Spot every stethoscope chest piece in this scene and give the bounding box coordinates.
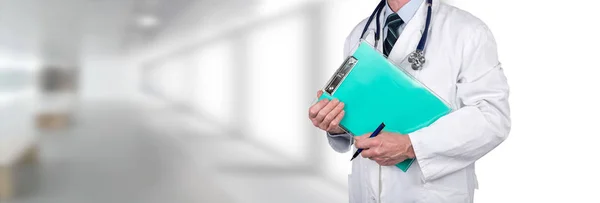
[408,50,426,70]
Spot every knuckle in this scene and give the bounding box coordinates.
[337,111,345,119]
[309,108,318,116]
[317,111,328,118]
[324,114,335,122]
[374,149,382,156]
[326,124,335,130]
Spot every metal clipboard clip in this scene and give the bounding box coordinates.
[323,56,358,95]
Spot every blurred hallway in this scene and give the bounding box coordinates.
[0,0,368,202]
[6,101,346,203]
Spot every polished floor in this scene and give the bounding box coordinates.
[6,101,347,203]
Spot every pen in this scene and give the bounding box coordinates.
[350,122,386,161]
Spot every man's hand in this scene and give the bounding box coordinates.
[308,90,345,134]
[354,131,416,166]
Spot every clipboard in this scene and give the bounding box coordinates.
[318,40,452,172]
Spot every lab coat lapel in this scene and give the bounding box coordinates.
[362,24,383,52]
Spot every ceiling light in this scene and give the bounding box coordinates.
[137,15,159,28]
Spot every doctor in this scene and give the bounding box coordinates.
[308,0,510,202]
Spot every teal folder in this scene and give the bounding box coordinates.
[318,41,452,172]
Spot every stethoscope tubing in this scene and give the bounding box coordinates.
[360,0,433,70]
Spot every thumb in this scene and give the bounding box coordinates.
[317,90,323,98]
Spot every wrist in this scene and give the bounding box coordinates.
[404,135,416,159]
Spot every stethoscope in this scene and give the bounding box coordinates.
[360,0,433,70]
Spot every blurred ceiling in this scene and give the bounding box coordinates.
[0,0,305,67]
[0,0,195,67]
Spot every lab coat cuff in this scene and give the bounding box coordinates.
[326,132,353,153]
[409,130,438,182]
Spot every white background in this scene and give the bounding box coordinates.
[445,0,600,202]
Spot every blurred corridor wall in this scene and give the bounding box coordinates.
[131,0,407,185]
[79,55,140,101]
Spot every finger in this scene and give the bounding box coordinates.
[308,99,329,118]
[380,161,394,166]
[354,133,371,143]
[326,110,345,132]
[360,148,381,159]
[322,102,344,130]
[315,99,339,123]
[355,137,382,149]
[354,135,369,148]
[382,157,404,166]
[317,90,323,98]
[376,159,387,166]
[372,157,385,163]
[311,118,319,127]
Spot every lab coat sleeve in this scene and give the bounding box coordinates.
[408,25,511,182]
[326,132,353,153]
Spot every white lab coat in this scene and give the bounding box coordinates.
[327,1,511,203]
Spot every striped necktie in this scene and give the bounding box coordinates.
[383,13,404,57]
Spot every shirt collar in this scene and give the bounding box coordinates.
[384,0,424,23]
